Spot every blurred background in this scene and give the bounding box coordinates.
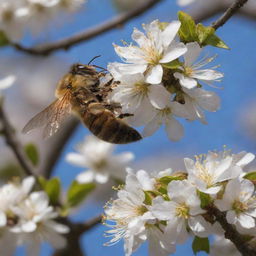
[1,0,256,255]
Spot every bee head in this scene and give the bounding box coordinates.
[70,63,97,76]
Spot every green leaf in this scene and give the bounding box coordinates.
[178,11,198,43]
[196,24,215,44]
[67,181,95,208]
[144,191,153,205]
[196,23,229,49]
[192,236,210,255]
[24,143,39,166]
[162,59,182,69]
[38,176,61,205]
[244,172,256,181]
[0,31,9,47]
[38,176,47,188]
[158,173,187,185]
[199,191,212,208]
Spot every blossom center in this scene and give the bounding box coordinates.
[135,205,148,216]
[141,44,163,65]
[134,82,149,95]
[232,200,248,214]
[195,161,214,187]
[160,107,171,117]
[93,159,108,171]
[184,66,194,76]
[175,203,189,219]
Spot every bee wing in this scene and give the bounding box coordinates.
[22,97,72,139]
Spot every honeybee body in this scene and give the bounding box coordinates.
[23,63,142,144]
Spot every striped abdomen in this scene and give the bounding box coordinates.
[80,103,142,144]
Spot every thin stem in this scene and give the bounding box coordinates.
[212,0,249,30]
[10,0,163,56]
[207,205,256,256]
[0,100,38,178]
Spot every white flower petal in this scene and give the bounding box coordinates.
[174,72,197,89]
[237,214,255,229]
[0,212,7,227]
[160,42,187,63]
[236,153,255,167]
[142,114,162,137]
[0,75,16,90]
[165,117,184,141]
[184,42,202,67]
[66,153,88,167]
[192,69,223,81]
[161,20,181,48]
[76,170,95,183]
[148,84,170,109]
[145,64,163,84]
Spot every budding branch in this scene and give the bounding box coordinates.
[212,0,249,30]
[0,100,37,178]
[10,0,163,56]
[207,205,256,256]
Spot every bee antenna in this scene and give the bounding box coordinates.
[92,65,108,72]
[88,55,101,65]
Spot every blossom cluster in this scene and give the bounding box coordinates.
[0,176,69,255]
[104,149,256,256]
[66,135,134,184]
[0,0,86,40]
[108,19,223,141]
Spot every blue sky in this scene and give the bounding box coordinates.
[12,0,256,255]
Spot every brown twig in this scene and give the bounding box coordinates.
[212,0,249,30]
[53,216,102,256]
[10,0,163,56]
[207,205,256,256]
[0,100,38,178]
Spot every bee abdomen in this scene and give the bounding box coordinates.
[82,104,142,144]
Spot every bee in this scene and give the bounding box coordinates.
[22,61,142,144]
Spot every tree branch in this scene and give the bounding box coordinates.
[212,0,249,30]
[0,100,38,178]
[40,117,79,178]
[53,216,102,256]
[10,0,163,56]
[207,205,256,256]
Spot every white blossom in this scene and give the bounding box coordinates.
[0,75,16,92]
[105,170,175,256]
[177,0,197,6]
[142,102,188,141]
[184,150,254,195]
[66,135,134,184]
[215,178,256,231]
[174,42,223,89]
[0,0,86,40]
[11,191,69,255]
[112,19,187,84]
[109,72,170,111]
[183,87,220,124]
[0,176,35,227]
[150,180,210,244]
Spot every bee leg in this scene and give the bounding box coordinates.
[118,113,134,119]
[103,103,122,112]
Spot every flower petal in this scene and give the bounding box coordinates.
[165,117,184,141]
[174,72,197,89]
[145,64,163,84]
[148,84,170,109]
[184,42,202,66]
[160,42,187,63]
